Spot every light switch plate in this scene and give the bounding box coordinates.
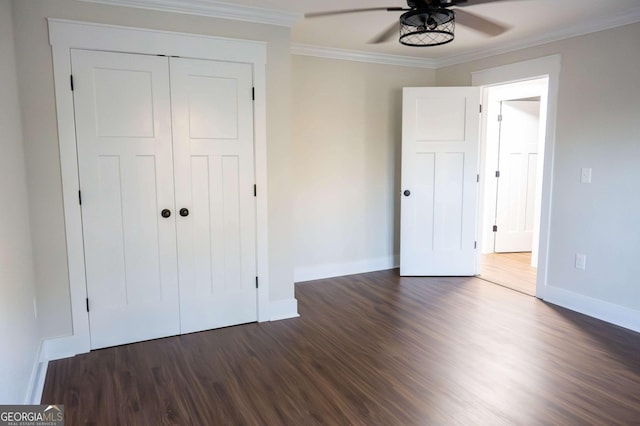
[575,253,586,270]
[581,168,592,184]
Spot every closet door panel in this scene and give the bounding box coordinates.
[71,49,180,349]
[170,58,258,334]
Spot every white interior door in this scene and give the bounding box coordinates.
[400,87,481,276]
[494,100,540,252]
[72,49,180,349]
[170,58,258,334]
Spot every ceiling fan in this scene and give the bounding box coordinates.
[305,0,514,47]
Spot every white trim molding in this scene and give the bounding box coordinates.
[294,255,399,283]
[471,54,561,86]
[438,6,640,68]
[25,341,46,405]
[48,19,271,357]
[472,55,561,303]
[269,299,299,321]
[291,43,438,69]
[543,286,640,333]
[292,7,640,69]
[78,0,302,27]
[79,1,640,68]
[41,335,89,362]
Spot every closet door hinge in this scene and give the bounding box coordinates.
[479,104,482,113]
[70,75,74,91]
[254,184,257,197]
[497,114,503,122]
[474,241,477,249]
[495,170,500,178]
[86,298,90,313]
[78,190,82,205]
[476,174,480,183]
[493,225,498,232]
[252,87,255,101]
[255,277,259,289]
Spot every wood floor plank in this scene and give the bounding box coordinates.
[480,252,537,295]
[42,270,640,424]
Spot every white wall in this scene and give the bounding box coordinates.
[438,23,640,316]
[7,0,639,357]
[11,0,294,339]
[292,56,435,281]
[0,0,41,403]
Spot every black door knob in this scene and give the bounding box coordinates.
[161,209,171,218]
[179,208,189,217]
[403,190,411,197]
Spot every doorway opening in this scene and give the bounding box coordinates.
[477,78,549,296]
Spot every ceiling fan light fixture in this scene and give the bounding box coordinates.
[399,9,455,47]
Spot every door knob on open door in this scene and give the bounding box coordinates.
[403,190,411,197]
[179,208,189,217]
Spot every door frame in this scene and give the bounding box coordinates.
[481,80,548,260]
[472,55,561,299]
[49,19,270,355]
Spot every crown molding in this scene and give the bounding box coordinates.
[293,6,640,70]
[78,0,302,27]
[435,6,640,68]
[77,1,640,67]
[291,44,438,69]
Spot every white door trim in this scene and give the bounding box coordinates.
[48,19,270,356]
[472,54,561,300]
[480,79,548,260]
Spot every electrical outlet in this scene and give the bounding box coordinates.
[581,168,592,184]
[575,253,586,270]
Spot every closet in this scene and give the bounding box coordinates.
[72,48,257,349]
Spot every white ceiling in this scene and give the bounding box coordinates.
[88,0,640,67]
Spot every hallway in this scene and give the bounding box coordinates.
[480,252,537,296]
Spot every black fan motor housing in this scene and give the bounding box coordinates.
[408,0,464,8]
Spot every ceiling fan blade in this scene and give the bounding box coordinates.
[453,0,526,6]
[305,7,405,19]
[368,21,399,44]
[454,9,510,36]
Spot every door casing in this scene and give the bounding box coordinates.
[473,55,562,299]
[49,19,269,356]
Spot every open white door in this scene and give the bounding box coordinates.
[494,100,540,253]
[400,87,481,276]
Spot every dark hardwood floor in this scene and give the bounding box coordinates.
[42,270,640,425]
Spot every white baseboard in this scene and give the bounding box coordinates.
[41,334,90,362]
[543,285,640,333]
[24,334,90,404]
[269,298,299,321]
[25,340,47,404]
[294,255,399,283]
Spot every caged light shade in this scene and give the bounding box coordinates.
[399,9,455,46]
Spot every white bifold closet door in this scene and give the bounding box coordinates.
[71,49,257,349]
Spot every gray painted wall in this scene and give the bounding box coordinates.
[437,23,640,312]
[0,0,41,404]
[292,56,435,280]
